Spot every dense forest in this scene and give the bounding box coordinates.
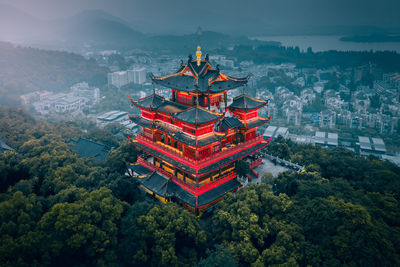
[0,42,108,105]
[0,107,399,266]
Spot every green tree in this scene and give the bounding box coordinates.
[38,187,125,266]
[133,203,207,266]
[236,160,250,178]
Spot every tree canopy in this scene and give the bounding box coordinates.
[0,107,399,266]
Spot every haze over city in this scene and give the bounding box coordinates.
[1,0,400,35]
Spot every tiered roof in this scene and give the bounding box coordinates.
[151,55,248,93]
[172,106,223,124]
[132,139,268,175]
[219,117,243,131]
[130,93,188,113]
[128,163,241,207]
[229,94,268,111]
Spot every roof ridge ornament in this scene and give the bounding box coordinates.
[196,45,202,66]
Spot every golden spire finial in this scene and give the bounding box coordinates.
[195,45,202,66]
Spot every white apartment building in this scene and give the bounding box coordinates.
[108,68,147,88]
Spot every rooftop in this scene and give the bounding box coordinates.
[314,131,338,147]
[129,163,241,207]
[172,106,223,124]
[358,136,386,153]
[151,52,248,93]
[68,138,111,162]
[229,94,268,111]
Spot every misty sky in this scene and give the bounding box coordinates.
[2,0,400,34]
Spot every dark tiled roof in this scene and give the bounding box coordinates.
[245,117,270,129]
[68,138,111,162]
[134,164,240,207]
[229,94,267,111]
[220,117,243,131]
[209,79,247,92]
[197,178,240,206]
[167,182,197,206]
[0,137,14,153]
[172,106,223,124]
[129,116,152,128]
[127,163,153,176]
[187,59,210,77]
[150,56,249,93]
[139,172,169,196]
[131,93,165,109]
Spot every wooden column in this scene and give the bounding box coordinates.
[224,92,227,110]
[208,92,211,109]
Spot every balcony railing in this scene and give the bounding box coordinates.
[136,134,263,168]
[137,156,237,195]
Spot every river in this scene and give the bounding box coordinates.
[252,35,400,53]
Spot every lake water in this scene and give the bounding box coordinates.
[252,35,400,53]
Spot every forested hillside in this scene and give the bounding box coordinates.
[0,107,399,266]
[0,42,108,105]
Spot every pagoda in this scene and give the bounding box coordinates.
[128,46,272,214]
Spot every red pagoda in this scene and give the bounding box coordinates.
[128,46,271,214]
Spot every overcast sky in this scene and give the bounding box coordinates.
[2,0,400,34]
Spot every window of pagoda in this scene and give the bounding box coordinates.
[156,112,172,124]
[203,93,222,107]
[245,110,258,120]
[183,146,196,160]
[182,123,213,136]
[198,173,212,186]
[185,173,196,186]
[142,109,154,120]
[212,144,220,153]
[231,109,259,121]
[143,127,153,139]
[182,124,196,135]
[245,128,257,141]
[198,147,211,160]
[176,91,193,106]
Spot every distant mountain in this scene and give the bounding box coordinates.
[0,42,108,106]
[0,3,45,43]
[144,31,277,54]
[0,6,145,49]
[53,10,145,48]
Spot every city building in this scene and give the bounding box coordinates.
[358,136,387,155]
[96,110,128,126]
[108,71,129,88]
[108,68,147,88]
[263,126,289,139]
[71,82,100,104]
[320,110,336,129]
[127,47,271,214]
[314,131,338,148]
[20,91,52,105]
[129,67,147,84]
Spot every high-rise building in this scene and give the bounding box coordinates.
[129,68,146,84]
[108,71,129,88]
[127,47,272,214]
